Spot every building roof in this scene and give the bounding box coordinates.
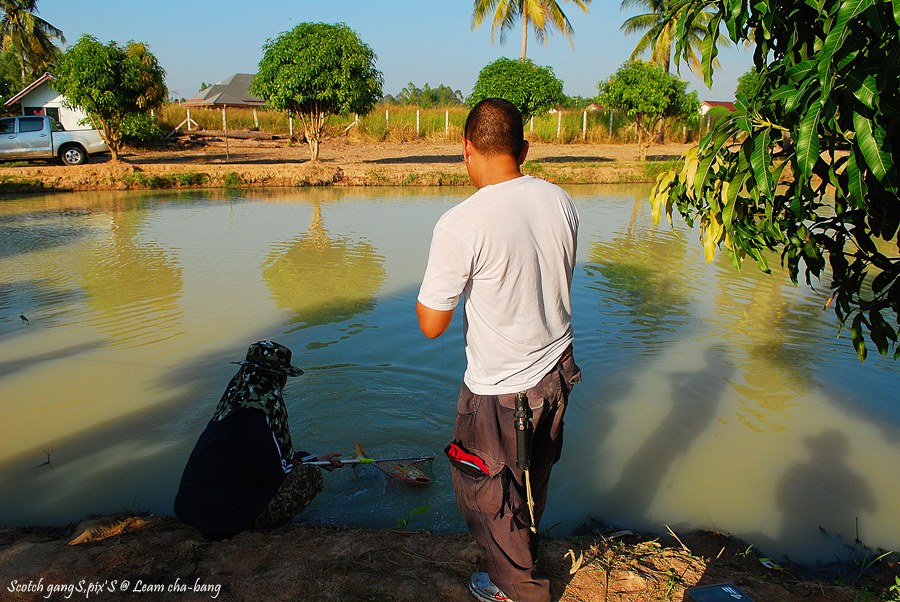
[182,73,266,108]
[4,72,55,107]
[700,100,736,111]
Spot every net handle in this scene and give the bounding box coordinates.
[305,454,434,466]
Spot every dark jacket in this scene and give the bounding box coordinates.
[173,408,294,539]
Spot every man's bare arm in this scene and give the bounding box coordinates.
[416,301,454,339]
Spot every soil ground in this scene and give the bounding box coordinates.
[0,134,689,193]
[1,136,897,600]
[1,513,896,602]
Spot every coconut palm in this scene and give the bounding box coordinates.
[620,0,712,75]
[472,0,592,60]
[0,0,64,81]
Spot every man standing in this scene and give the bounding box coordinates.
[416,98,581,602]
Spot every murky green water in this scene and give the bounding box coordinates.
[0,185,896,568]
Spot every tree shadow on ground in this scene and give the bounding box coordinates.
[365,155,461,165]
[532,155,614,164]
[645,153,682,161]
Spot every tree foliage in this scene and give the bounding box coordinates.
[471,0,591,59]
[597,60,698,159]
[733,67,761,102]
[469,57,564,120]
[0,47,22,105]
[650,0,900,361]
[385,82,464,107]
[0,0,63,80]
[53,35,167,162]
[252,22,382,161]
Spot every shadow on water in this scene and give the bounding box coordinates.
[0,371,215,526]
[740,430,880,577]
[604,347,731,518]
[0,340,104,379]
[0,278,86,332]
[0,213,94,259]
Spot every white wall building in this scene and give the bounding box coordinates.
[4,73,94,131]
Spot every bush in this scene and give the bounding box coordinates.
[122,112,165,146]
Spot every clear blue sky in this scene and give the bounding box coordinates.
[39,0,752,102]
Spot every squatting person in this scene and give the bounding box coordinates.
[416,98,581,602]
[174,340,341,540]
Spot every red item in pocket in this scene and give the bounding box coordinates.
[445,442,491,478]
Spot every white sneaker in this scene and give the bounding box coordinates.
[468,572,514,602]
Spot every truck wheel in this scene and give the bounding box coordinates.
[59,145,88,166]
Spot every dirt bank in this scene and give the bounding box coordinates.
[0,137,688,194]
[1,513,895,601]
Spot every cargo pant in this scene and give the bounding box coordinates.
[451,350,581,602]
[252,463,323,530]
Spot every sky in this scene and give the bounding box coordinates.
[38,0,754,103]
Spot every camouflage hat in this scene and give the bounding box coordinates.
[233,340,304,377]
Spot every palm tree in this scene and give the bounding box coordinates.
[472,0,592,60]
[0,0,64,81]
[620,0,711,76]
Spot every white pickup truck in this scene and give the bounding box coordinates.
[0,115,108,165]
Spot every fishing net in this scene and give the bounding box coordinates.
[366,457,434,485]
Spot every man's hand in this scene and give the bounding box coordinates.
[416,301,454,339]
[295,452,343,471]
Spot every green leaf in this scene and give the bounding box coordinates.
[409,505,432,516]
[784,59,817,83]
[751,129,774,199]
[822,0,874,69]
[701,15,722,89]
[852,111,894,183]
[797,101,822,178]
[846,149,868,209]
[894,0,900,26]
[845,70,878,109]
[784,79,815,114]
[723,169,749,228]
[695,130,731,196]
[851,313,868,361]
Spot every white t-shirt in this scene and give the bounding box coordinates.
[418,175,579,395]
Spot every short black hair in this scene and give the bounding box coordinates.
[464,98,524,157]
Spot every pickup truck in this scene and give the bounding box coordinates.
[0,115,108,165]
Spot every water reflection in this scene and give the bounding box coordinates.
[582,198,694,353]
[75,203,184,347]
[711,266,823,433]
[261,198,386,337]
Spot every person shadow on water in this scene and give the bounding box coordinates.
[775,430,877,572]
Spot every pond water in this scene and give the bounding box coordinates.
[0,185,896,569]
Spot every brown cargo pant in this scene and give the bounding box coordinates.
[451,351,581,602]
